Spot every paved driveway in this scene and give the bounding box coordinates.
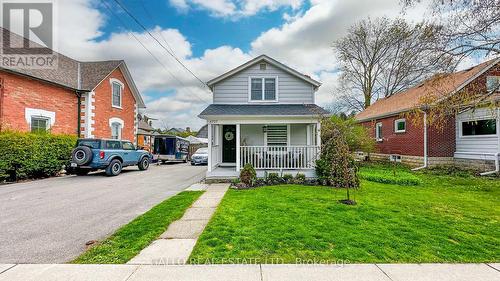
[0,163,206,264]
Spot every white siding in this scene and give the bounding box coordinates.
[213,63,314,104]
[455,107,500,159]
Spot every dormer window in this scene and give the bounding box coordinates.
[110,78,124,108]
[249,77,278,102]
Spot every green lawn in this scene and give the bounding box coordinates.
[190,167,500,263]
[73,191,203,264]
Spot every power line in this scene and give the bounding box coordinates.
[100,0,211,104]
[138,0,176,54]
[112,0,208,88]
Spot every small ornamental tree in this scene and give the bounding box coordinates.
[239,163,257,187]
[316,128,360,205]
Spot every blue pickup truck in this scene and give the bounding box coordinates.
[69,139,152,176]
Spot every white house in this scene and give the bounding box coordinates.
[199,55,328,179]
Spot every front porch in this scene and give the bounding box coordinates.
[206,120,321,179]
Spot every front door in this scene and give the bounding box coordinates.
[222,125,236,163]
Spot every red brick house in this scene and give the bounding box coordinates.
[0,29,145,142]
[356,58,500,173]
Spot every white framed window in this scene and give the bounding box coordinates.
[109,117,124,140]
[375,122,383,141]
[394,119,406,133]
[111,122,122,139]
[486,76,500,92]
[248,77,278,102]
[461,119,497,137]
[31,116,50,133]
[110,79,124,108]
[265,125,288,146]
[390,154,402,162]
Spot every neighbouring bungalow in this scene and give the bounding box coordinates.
[0,28,145,142]
[198,55,328,179]
[356,57,500,173]
[136,114,156,152]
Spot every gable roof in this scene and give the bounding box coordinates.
[206,54,321,88]
[0,28,145,108]
[356,57,500,122]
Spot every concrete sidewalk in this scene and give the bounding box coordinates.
[0,263,498,281]
[127,183,230,265]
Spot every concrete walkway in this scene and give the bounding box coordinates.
[127,183,230,265]
[0,263,498,281]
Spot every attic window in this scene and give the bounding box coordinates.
[260,63,267,70]
[486,76,500,92]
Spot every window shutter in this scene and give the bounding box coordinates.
[267,125,287,146]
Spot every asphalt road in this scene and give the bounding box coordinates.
[0,163,206,263]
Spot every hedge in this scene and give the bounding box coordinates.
[0,131,77,182]
[359,167,422,186]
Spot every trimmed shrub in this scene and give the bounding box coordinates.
[282,173,293,183]
[266,173,282,185]
[239,163,257,186]
[0,131,77,182]
[294,173,306,184]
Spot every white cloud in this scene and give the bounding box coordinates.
[169,0,303,17]
[45,0,431,129]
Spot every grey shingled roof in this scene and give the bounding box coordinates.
[80,61,123,90]
[199,104,329,117]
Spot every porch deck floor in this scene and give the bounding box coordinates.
[207,167,238,179]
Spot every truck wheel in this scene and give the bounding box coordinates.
[105,159,122,176]
[138,157,150,171]
[75,169,90,176]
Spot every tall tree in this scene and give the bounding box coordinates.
[334,17,454,111]
[403,0,500,128]
[403,0,500,59]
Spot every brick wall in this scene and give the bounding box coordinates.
[361,114,456,158]
[0,70,78,135]
[362,115,425,156]
[92,68,137,142]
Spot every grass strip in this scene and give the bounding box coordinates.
[72,191,203,264]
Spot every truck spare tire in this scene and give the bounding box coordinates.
[72,146,93,165]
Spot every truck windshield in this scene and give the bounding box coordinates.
[77,140,101,149]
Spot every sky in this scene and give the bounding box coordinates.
[27,0,465,130]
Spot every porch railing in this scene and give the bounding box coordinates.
[240,146,320,170]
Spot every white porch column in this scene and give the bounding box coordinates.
[316,121,322,150]
[236,123,241,172]
[208,123,212,172]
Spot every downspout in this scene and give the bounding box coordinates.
[412,111,428,171]
[77,91,82,137]
[480,107,500,176]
